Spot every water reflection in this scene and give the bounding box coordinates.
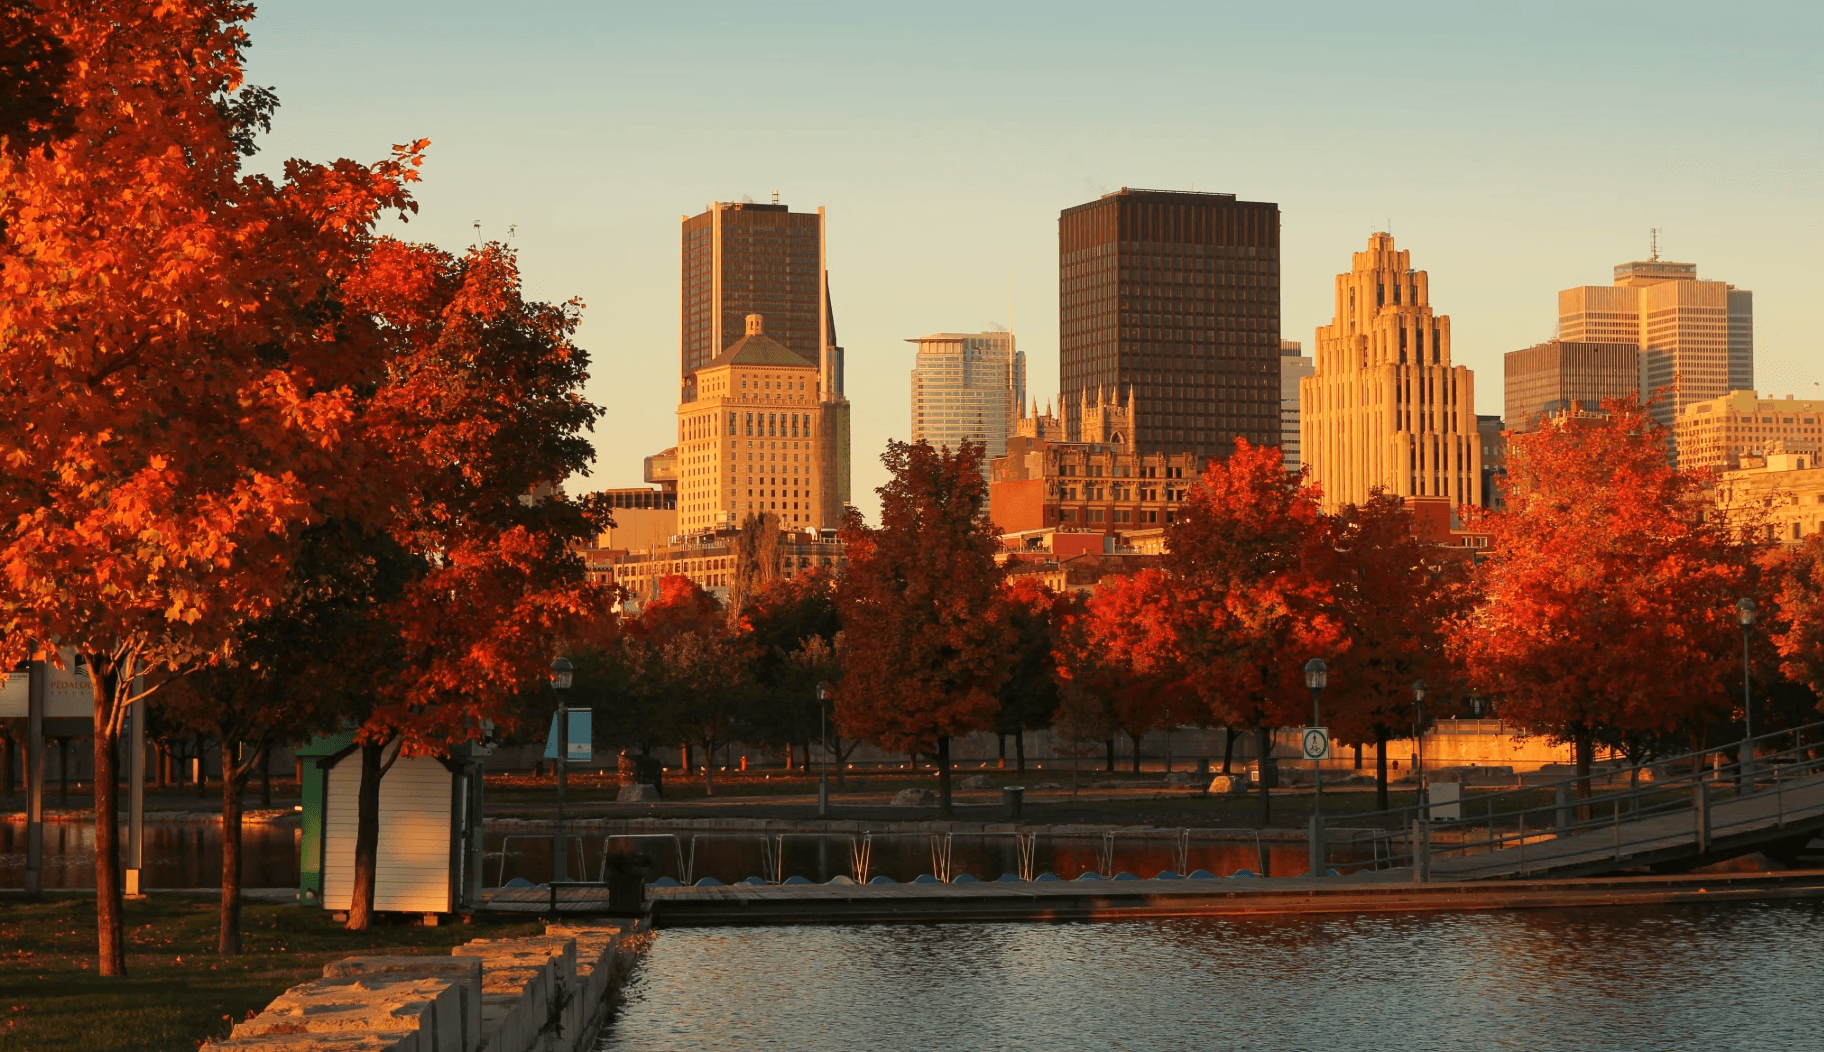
[600,903,1824,1052]
[0,821,299,889]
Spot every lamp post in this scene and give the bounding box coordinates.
[550,656,574,884]
[1303,658,1328,878]
[1737,598,1756,789]
[1411,680,1428,812]
[816,682,830,817]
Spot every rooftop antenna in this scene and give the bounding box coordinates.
[1650,228,1659,261]
[472,220,481,248]
[771,189,779,205]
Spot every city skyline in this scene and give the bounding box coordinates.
[240,1,1824,520]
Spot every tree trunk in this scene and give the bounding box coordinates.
[259,744,272,809]
[345,740,390,932]
[1353,742,1363,771]
[195,733,208,798]
[1255,726,1272,827]
[1014,732,1026,773]
[998,734,1007,769]
[1375,728,1390,812]
[220,755,247,954]
[0,728,11,798]
[936,736,953,818]
[1105,738,1115,773]
[156,743,169,789]
[701,740,715,796]
[90,667,126,976]
[1129,731,1143,774]
[1221,727,1237,774]
[680,742,692,773]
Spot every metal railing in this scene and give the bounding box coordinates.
[1321,720,1824,881]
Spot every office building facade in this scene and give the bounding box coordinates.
[1676,390,1824,472]
[1058,188,1281,465]
[681,200,827,380]
[1557,256,1753,438]
[1280,340,1314,471]
[908,331,1026,481]
[1301,233,1482,511]
[1502,339,1640,432]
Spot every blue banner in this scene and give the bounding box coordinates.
[544,709,593,762]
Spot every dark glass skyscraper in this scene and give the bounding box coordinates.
[680,200,825,382]
[1058,188,1281,464]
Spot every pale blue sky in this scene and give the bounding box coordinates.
[244,1,1824,518]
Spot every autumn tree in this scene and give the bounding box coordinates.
[991,577,1070,772]
[1164,440,1343,825]
[157,520,415,953]
[1055,571,1185,773]
[0,0,423,972]
[835,440,1011,816]
[1321,491,1474,809]
[1772,534,1824,705]
[738,568,839,767]
[333,238,612,930]
[1455,397,1762,801]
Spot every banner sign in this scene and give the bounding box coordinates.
[544,709,593,763]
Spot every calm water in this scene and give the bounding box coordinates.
[0,821,299,888]
[599,903,1824,1052]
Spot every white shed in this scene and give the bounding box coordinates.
[316,749,481,914]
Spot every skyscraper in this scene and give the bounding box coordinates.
[1502,339,1640,432]
[1301,233,1482,511]
[908,331,1025,483]
[1057,188,1281,465]
[680,200,827,382]
[1557,254,1753,436]
[1279,340,1314,472]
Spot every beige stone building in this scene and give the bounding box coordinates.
[1678,390,1824,472]
[674,314,849,534]
[1713,441,1824,546]
[1558,256,1753,444]
[1300,233,1482,511]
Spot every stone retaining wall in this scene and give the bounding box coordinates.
[204,920,648,1052]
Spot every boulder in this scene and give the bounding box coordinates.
[962,774,995,790]
[891,788,936,806]
[1207,774,1247,794]
[616,782,660,803]
[1035,781,1061,790]
[1164,771,1195,788]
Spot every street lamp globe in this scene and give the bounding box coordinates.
[550,656,574,692]
[1736,598,1757,628]
[1412,680,1427,704]
[1303,658,1328,692]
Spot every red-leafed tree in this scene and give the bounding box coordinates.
[1163,439,1344,825]
[333,238,612,930]
[992,576,1071,772]
[835,440,1011,816]
[1772,534,1824,703]
[1321,491,1475,809]
[0,0,421,972]
[1454,396,1764,800]
[1055,570,1187,773]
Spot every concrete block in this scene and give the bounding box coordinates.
[322,957,483,1052]
[235,976,459,1052]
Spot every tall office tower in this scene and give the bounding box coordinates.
[908,331,1025,480]
[1057,188,1281,465]
[1503,339,1640,432]
[675,314,848,534]
[1558,253,1753,439]
[1301,233,1482,511]
[1279,340,1314,471]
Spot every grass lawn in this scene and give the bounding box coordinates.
[0,896,541,1052]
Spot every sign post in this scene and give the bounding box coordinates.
[125,674,147,897]
[1301,726,1331,879]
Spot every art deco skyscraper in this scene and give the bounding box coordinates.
[1057,188,1281,465]
[1301,233,1482,511]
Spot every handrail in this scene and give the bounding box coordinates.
[1324,721,1824,878]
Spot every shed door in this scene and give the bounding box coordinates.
[320,754,453,913]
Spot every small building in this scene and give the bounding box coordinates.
[1713,440,1824,545]
[297,732,486,915]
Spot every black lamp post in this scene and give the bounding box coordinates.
[816,681,830,817]
[550,656,574,884]
[1303,658,1328,878]
[1737,598,1756,788]
[1411,679,1428,811]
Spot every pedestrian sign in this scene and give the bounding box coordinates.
[1300,726,1331,761]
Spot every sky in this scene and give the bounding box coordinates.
[243,1,1824,520]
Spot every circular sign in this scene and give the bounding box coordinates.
[1301,728,1330,760]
